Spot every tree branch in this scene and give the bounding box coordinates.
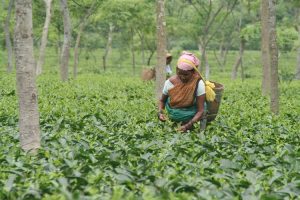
[206,0,238,45]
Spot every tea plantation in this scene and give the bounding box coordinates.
[0,72,299,200]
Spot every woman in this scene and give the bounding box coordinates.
[158,52,206,132]
[165,53,173,79]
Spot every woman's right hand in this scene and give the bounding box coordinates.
[158,113,167,122]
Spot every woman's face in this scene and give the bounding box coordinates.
[176,68,194,83]
[166,57,172,65]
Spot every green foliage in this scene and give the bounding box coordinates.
[3,0,299,52]
[277,27,298,52]
[240,22,261,42]
[0,61,300,198]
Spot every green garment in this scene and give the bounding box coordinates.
[165,97,197,122]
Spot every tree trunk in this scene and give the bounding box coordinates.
[102,23,114,72]
[147,50,155,66]
[204,52,210,79]
[222,46,229,69]
[36,0,52,76]
[141,32,145,65]
[213,49,223,69]
[198,43,204,71]
[198,43,209,79]
[56,31,61,65]
[219,42,225,71]
[240,44,245,82]
[218,33,231,71]
[297,41,300,80]
[131,28,136,75]
[155,0,167,99]
[268,0,279,114]
[2,0,14,73]
[195,0,238,77]
[231,39,245,80]
[296,8,300,80]
[59,0,71,82]
[14,0,40,152]
[219,35,225,58]
[73,22,83,78]
[261,0,271,95]
[73,2,96,78]
[73,4,95,77]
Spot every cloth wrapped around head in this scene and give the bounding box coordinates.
[166,53,172,58]
[177,51,200,71]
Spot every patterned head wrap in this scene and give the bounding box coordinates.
[177,51,200,71]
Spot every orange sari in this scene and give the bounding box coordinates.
[168,75,200,108]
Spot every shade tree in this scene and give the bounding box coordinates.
[183,0,238,79]
[70,0,102,77]
[14,0,41,152]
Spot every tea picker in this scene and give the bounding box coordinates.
[157,51,224,132]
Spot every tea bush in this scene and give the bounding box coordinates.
[0,72,299,200]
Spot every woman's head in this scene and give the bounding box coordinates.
[177,51,200,70]
[176,67,194,83]
[166,53,172,65]
[176,51,200,82]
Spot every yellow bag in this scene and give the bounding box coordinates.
[192,67,216,102]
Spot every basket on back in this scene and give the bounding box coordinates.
[206,81,224,122]
[141,68,155,81]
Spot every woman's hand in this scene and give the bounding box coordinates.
[158,112,167,122]
[178,125,187,132]
[178,122,192,132]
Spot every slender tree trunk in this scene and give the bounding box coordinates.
[73,22,83,78]
[240,42,245,82]
[14,0,40,152]
[131,27,136,75]
[155,0,167,99]
[222,47,229,69]
[297,41,300,80]
[59,0,71,82]
[36,0,52,76]
[57,33,61,66]
[213,49,223,68]
[141,32,145,65]
[117,47,124,67]
[73,5,95,77]
[232,39,245,80]
[296,8,300,80]
[219,34,230,71]
[219,37,225,71]
[74,2,98,75]
[198,43,204,71]
[204,52,210,79]
[195,0,237,77]
[232,56,241,80]
[198,42,210,79]
[268,0,279,114]
[261,0,271,95]
[147,50,155,66]
[102,23,114,71]
[219,34,224,57]
[2,0,14,73]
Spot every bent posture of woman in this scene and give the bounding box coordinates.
[158,52,206,132]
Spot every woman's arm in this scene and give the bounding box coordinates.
[158,94,168,121]
[180,94,205,131]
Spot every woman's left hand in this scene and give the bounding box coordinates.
[178,122,192,132]
[178,125,188,132]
